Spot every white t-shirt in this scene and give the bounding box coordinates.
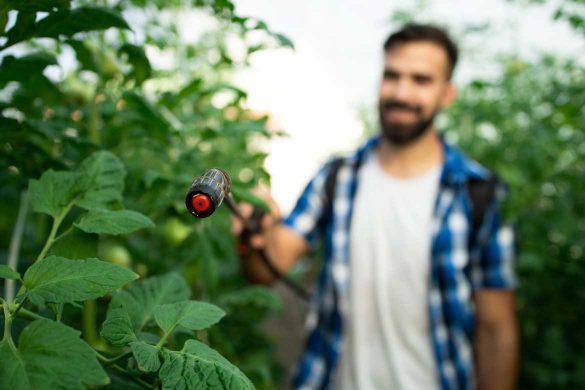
[335,153,442,390]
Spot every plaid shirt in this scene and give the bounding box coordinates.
[283,135,516,390]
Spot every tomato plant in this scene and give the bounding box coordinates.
[0,0,291,388]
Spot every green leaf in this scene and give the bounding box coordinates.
[273,32,294,50]
[107,273,190,333]
[66,39,100,73]
[48,229,98,259]
[75,151,126,210]
[217,286,282,312]
[34,6,130,39]
[0,51,57,86]
[0,265,20,280]
[119,43,152,85]
[23,256,138,305]
[130,341,161,372]
[0,319,109,389]
[75,209,155,235]
[159,339,254,389]
[5,0,71,12]
[153,300,225,334]
[28,170,77,219]
[100,307,138,347]
[1,11,37,50]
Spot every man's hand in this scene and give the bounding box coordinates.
[231,189,282,253]
[231,189,309,285]
[474,290,518,390]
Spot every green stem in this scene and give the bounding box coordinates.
[16,307,45,322]
[95,350,133,366]
[155,328,173,349]
[111,364,153,389]
[53,224,74,243]
[1,298,12,342]
[36,218,60,262]
[5,189,28,304]
[98,358,153,389]
[11,297,26,319]
[82,300,99,346]
[35,201,74,262]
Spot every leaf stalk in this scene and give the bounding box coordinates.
[36,201,75,262]
[0,298,13,342]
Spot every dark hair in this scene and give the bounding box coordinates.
[383,24,458,79]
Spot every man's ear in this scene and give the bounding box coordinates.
[441,82,457,108]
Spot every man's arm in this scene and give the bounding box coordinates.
[474,289,518,390]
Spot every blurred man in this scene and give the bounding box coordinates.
[235,24,518,390]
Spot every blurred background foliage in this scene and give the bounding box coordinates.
[1,0,584,388]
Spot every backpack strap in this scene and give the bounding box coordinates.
[467,174,499,248]
[323,157,344,224]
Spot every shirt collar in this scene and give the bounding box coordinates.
[354,134,490,187]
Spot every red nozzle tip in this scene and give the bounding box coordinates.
[191,194,212,213]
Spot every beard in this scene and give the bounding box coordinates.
[378,99,440,146]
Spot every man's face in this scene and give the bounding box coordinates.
[378,41,455,145]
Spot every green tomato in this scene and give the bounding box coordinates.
[164,217,192,245]
[99,243,132,268]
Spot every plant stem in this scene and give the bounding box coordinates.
[109,364,153,389]
[82,299,99,346]
[53,224,74,243]
[35,201,74,262]
[5,189,28,303]
[16,307,45,322]
[155,329,173,348]
[95,350,133,365]
[11,298,26,318]
[0,298,12,342]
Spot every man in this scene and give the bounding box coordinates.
[235,24,518,390]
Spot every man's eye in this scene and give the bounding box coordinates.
[414,76,432,84]
[383,71,398,80]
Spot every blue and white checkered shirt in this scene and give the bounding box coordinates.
[283,135,516,390]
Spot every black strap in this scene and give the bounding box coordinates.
[323,157,344,224]
[467,174,499,247]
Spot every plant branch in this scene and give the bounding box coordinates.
[35,201,75,262]
[11,297,27,318]
[82,299,99,346]
[109,363,153,389]
[0,298,12,342]
[16,307,45,322]
[5,189,29,303]
[95,350,133,366]
[53,224,74,243]
[155,328,173,348]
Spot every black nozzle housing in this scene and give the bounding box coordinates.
[185,168,231,218]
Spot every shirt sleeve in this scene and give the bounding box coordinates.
[471,182,518,290]
[282,160,334,249]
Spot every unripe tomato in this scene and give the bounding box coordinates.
[163,217,192,245]
[99,242,132,268]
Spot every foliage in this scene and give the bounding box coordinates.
[0,151,252,389]
[1,0,291,388]
[516,0,585,36]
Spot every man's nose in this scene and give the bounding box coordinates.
[392,79,413,101]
